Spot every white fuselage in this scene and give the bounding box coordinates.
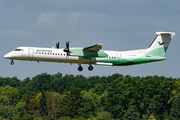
[4,46,147,66]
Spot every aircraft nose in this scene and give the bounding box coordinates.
[4,52,13,59]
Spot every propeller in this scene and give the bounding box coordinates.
[63,41,70,56]
[56,42,59,49]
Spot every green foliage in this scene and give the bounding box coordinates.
[46,112,55,120]
[46,92,55,114]
[38,91,48,116]
[124,106,140,120]
[0,76,21,88]
[55,88,94,119]
[13,101,26,117]
[91,83,106,95]
[0,85,18,105]
[102,75,176,119]
[25,93,30,114]
[34,111,41,118]
[27,73,52,92]
[148,114,156,120]
[9,87,29,105]
[0,73,179,119]
[27,93,41,115]
[95,111,113,120]
[170,93,180,119]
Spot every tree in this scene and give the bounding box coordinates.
[46,112,55,120]
[95,111,113,120]
[46,92,55,114]
[124,106,140,120]
[13,101,26,117]
[55,88,94,119]
[38,90,48,116]
[25,93,30,113]
[0,85,18,105]
[170,94,180,119]
[27,73,52,92]
[27,93,41,115]
[148,114,156,120]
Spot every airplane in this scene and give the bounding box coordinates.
[4,32,175,71]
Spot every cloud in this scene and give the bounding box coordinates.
[36,11,59,25]
[66,12,80,28]
[69,12,80,22]
[0,30,30,38]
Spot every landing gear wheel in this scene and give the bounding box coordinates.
[11,60,14,65]
[88,65,93,71]
[78,66,83,71]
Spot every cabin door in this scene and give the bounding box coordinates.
[116,54,121,64]
[28,48,34,59]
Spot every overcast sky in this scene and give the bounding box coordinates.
[1,0,180,80]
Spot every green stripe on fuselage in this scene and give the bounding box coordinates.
[96,56,166,66]
[146,47,168,57]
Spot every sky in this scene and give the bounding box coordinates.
[0,0,180,80]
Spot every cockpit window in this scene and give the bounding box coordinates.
[14,49,23,51]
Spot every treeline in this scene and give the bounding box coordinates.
[0,73,180,120]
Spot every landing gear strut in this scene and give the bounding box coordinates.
[78,64,83,71]
[11,60,14,65]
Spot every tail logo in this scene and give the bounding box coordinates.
[157,41,166,45]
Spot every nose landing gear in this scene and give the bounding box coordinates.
[11,60,14,65]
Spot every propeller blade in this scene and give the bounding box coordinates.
[56,42,59,49]
[63,41,70,56]
[67,41,69,49]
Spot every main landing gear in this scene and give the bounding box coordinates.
[78,65,93,71]
[77,59,94,71]
[78,64,83,71]
[88,65,93,71]
[11,60,14,65]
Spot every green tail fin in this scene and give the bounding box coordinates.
[145,32,175,57]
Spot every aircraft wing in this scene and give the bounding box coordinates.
[69,44,107,59]
[83,44,103,51]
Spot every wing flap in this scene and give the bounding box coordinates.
[83,44,103,51]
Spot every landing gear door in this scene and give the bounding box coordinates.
[116,54,121,64]
[28,48,34,59]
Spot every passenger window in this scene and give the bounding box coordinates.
[39,52,41,54]
[50,53,52,55]
[42,52,44,54]
[55,53,57,55]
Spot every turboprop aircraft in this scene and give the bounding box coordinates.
[4,32,175,71]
